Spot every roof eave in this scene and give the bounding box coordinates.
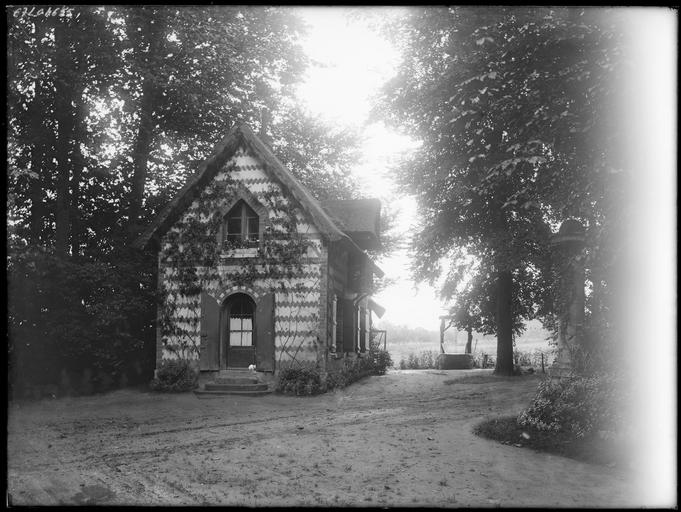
[132,123,350,251]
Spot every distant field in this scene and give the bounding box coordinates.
[379,320,555,368]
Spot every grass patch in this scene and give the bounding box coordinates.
[474,415,629,467]
[444,373,539,386]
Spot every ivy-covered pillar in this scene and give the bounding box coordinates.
[550,219,586,379]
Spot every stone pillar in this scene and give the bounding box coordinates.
[550,219,586,379]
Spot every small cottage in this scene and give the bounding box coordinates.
[134,124,385,384]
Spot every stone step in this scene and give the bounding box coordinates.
[204,382,268,392]
[194,388,273,398]
[213,377,260,385]
[222,367,255,374]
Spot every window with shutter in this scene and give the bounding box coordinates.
[255,292,275,372]
[342,299,356,353]
[335,297,343,353]
[330,295,338,353]
[359,305,367,353]
[200,292,220,371]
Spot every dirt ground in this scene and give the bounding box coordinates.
[7,369,645,507]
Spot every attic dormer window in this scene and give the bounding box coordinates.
[224,200,259,248]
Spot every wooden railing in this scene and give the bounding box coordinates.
[370,329,387,351]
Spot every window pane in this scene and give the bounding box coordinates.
[242,317,252,331]
[247,217,259,240]
[227,217,241,236]
[227,295,255,348]
[230,317,242,331]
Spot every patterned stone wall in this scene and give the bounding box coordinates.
[158,146,326,368]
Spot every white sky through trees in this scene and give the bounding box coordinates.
[295,7,448,330]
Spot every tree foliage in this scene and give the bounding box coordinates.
[7,7,366,395]
[376,7,630,374]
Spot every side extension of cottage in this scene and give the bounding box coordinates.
[134,124,384,381]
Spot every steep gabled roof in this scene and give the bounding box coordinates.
[133,123,351,250]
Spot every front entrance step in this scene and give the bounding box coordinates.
[194,388,272,398]
[204,382,268,392]
[194,368,274,397]
[213,377,260,385]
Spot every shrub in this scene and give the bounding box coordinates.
[324,369,348,390]
[513,348,555,369]
[514,349,535,367]
[420,350,435,369]
[366,340,393,375]
[399,350,439,369]
[407,353,417,368]
[325,355,375,392]
[8,242,156,397]
[149,359,198,392]
[517,372,626,439]
[275,366,323,395]
[277,345,393,396]
[471,350,495,369]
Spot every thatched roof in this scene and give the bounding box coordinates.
[133,124,354,251]
[321,198,381,250]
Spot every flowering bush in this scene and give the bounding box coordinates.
[149,359,198,392]
[517,373,626,438]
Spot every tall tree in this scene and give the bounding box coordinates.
[8,6,359,258]
[7,7,123,256]
[117,6,313,236]
[376,7,628,374]
[7,6,367,393]
[125,7,166,232]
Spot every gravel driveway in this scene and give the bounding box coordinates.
[7,369,642,506]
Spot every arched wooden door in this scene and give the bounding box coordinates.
[222,293,257,368]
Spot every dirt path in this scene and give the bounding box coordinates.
[7,369,643,506]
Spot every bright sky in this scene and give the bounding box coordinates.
[295,7,450,330]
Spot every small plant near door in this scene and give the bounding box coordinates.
[149,359,198,392]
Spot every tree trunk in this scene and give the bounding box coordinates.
[490,185,515,376]
[494,269,515,375]
[27,79,49,245]
[128,79,156,232]
[465,325,473,354]
[127,12,164,235]
[53,21,76,257]
[69,96,87,260]
[69,147,82,259]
